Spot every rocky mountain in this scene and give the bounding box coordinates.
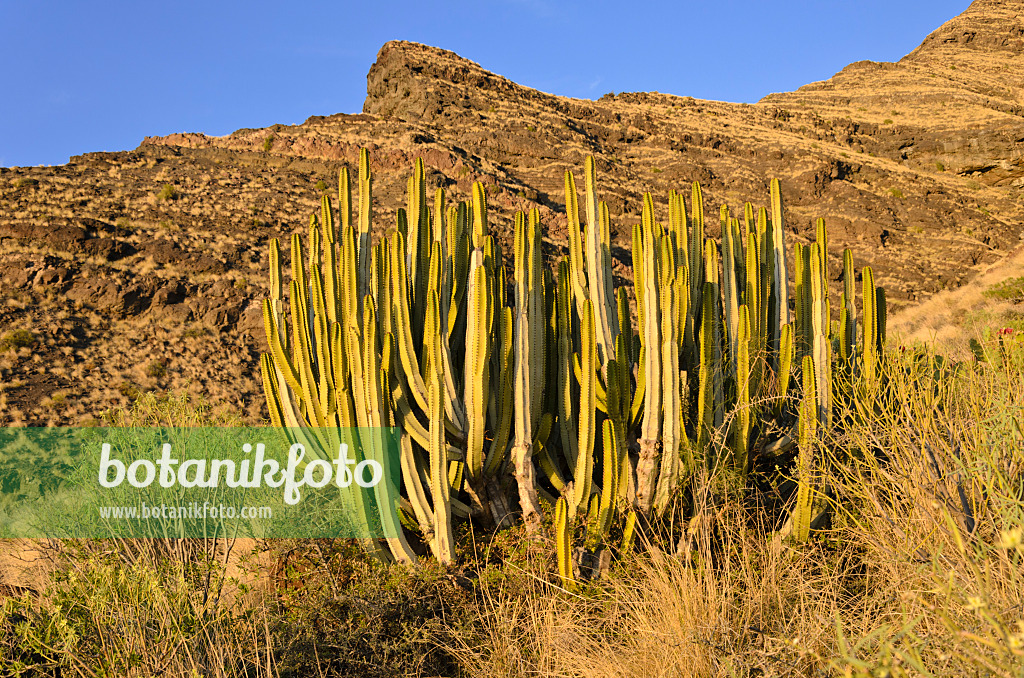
[0,0,1021,425]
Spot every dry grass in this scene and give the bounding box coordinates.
[889,242,1024,358]
[447,335,1024,678]
[1,330,1022,676]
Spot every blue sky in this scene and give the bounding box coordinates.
[1,1,969,168]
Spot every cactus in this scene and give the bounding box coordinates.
[258,151,891,568]
[511,208,545,530]
[635,194,663,512]
[862,266,879,388]
[840,248,857,372]
[792,355,817,543]
[555,495,577,591]
[731,304,752,474]
[583,158,620,368]
[768,179,791,369]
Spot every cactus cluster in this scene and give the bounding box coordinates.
[260,152,888,564]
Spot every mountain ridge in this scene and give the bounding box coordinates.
[0,0,1021,424]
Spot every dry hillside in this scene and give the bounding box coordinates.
[0,0,1022,425]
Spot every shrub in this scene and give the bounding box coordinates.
[888,187,904,198]
[156,183,179,201]
[936,161,946,171]
[984,276,1024,302]
[0,329,35,352]
[263,135,274,152]
[146,361,167,379]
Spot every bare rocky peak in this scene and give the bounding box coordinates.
[908,0,1024,57]
[363,41,544,122]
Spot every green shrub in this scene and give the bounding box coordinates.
[263,135,274,152]
[146,361,167,379]
[156,183,179,201]
[984,276,1024,302]
[0,329,35,352]
[935,161,945,171]
[888,187,904,199]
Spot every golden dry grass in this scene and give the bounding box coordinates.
[1,330,1022,677]
[448,336,1024,678]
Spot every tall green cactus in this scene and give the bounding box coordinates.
[511,208,545,530]
[635,194,663,512]
[258,151,891,567]
[792,355,817,543]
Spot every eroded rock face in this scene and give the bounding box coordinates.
[1,0,1023,424]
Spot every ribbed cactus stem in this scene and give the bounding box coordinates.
[564,170,590,316]
[732,304,752,475]
[583,157,619,367]
[768,178,791,368]
[636,194,662,513]
[841,248,857,372]
[555,496,576,591]
[512,209,543,531]
[862,266,878,387]
[688,182,705,316]
[357,149,372,303]
[429,342,454,563]
[809,242,832,429]
[793,355,817,543]
[654,263,683,515]
[556,260,580,470]
[596,418,619,540]
[464,264,491,482]
[722,208,740,379]
[572,299,598,516]
[776,323,794,413]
